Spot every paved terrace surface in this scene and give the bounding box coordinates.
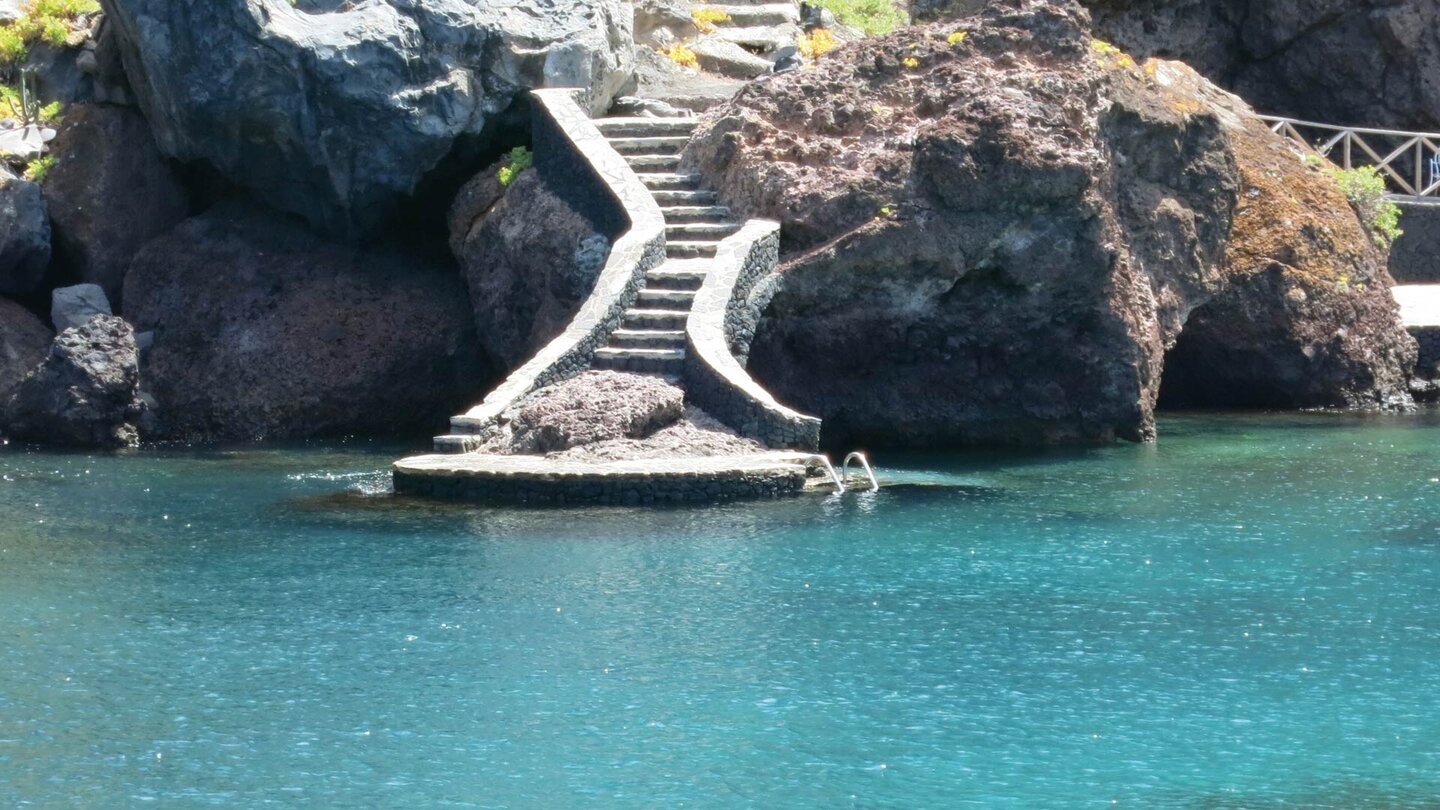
[396,451,817,478]
[1393,285,1440,327]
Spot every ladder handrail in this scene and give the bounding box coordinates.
[841,451,879,493]
[806,454,844,493]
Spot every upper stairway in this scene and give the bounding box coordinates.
[591,116,740,379]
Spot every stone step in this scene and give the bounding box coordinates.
[660,204,732,223]
[607,135,690,156]
[647,259,710,290]
[609,328,687,349]
[592,346,687,373]
[710,25,795,54]
[637,288,698,308]
[595,117,698,138]
[667,240,722,259]
[622,308,690,330]
[652,189,718,206]
[667,222,740,241]
[434,433,480,452]
[712,3,801,26]
[625,153,681,172]
[690,38,776,80]
[640,172,703,191]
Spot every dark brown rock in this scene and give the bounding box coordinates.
[5,314,143,448]
[122,201,492,443]
[43,104,189,305]
[1077,0,1440,132]
[0,297,52,407]
[450,167,612,371]
[495,370,685,454]
[684,0,1414,447]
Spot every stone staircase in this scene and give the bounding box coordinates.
[589,115,740,378]
[396,88,828,504]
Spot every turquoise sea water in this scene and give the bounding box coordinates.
[2,412,1439,808]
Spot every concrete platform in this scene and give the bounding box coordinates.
[393,451,819,505]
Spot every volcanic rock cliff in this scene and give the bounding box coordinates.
[678,0,1414,446]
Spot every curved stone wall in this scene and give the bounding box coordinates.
[683,221,823,450]
[443,88,667,449]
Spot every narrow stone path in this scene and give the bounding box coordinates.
[590,115,739,378]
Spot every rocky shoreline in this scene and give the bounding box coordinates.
[1,0,1433,451]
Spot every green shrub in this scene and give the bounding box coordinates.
[497,146,533,188]
[0,0,100,69]
[23,154,54,183]
[1327,165,1404,247]
[812,0,907,37]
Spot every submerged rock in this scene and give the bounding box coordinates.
[0,297,52,407]
[122,201,491,442]
[43,104,190,305]
[5,314,143,449]
[0,166,50,298]
[103,0,635,236]
[684,0,1414,447]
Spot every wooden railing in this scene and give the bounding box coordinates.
[1261,116,1440,200]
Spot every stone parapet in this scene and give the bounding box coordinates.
[683,221,822,450]
[443,89,666,446]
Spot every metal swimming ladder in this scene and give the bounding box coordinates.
[841,451,879,493]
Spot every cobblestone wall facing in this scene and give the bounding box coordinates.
[393,466,807,504]
[684,221,822,450]
[1412,325,1440,376]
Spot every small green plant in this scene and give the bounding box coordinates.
[812,0,906,37]
[1,72,58,125]
[1326,164,1404,247]
[497,146,532,187]
[0,0,99,70]
[22,153,54,182]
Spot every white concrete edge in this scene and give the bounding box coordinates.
[395,451,816,477]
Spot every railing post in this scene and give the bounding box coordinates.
[1418,141,1425,196]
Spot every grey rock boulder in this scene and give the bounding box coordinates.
[0,125,56,162]
[0,166,50,297]
[5,314,144,449]
[0,297,52,407]
[51,283,112,332]
[43,104,190,304]
[102,0,635,236]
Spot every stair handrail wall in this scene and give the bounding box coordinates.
[1260,114,1440,200]
[683,220,823,451]
[450,88,667,437]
